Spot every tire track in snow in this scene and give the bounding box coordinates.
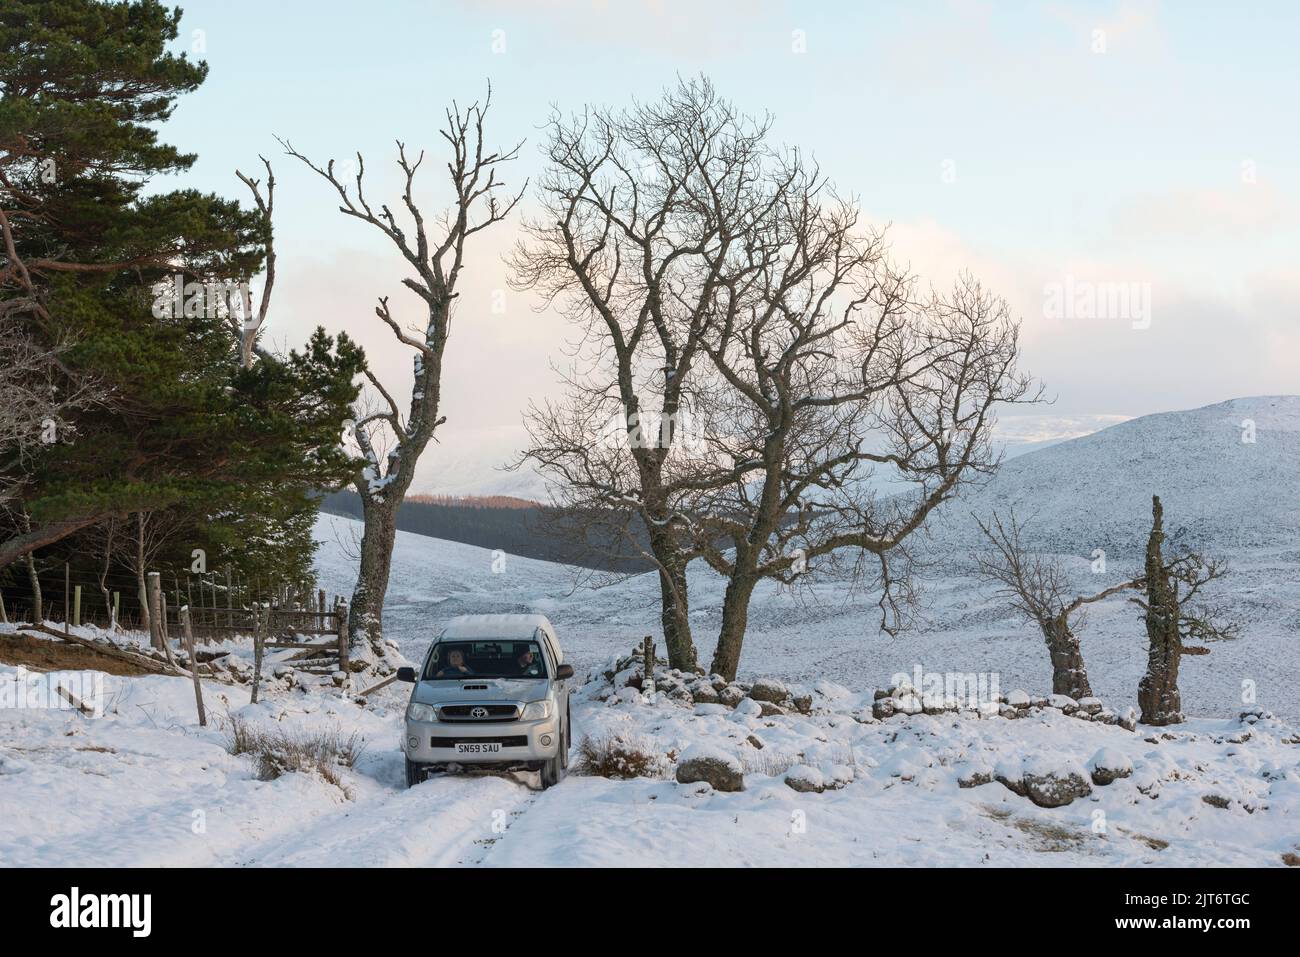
[232,773,535,867]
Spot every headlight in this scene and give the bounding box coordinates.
[520,700,551,720]
[407,702,437,722]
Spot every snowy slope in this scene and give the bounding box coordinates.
[929,395,1300,555]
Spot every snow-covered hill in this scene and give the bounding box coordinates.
[930,395,1300,556]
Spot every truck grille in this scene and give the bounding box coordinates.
[438,704,519,722]
[430,736,528,749]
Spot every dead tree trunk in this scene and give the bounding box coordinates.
[284,89,521,671]
[347,463,407,662]
[1138,496,1183,725]
[1043,614,1092,699]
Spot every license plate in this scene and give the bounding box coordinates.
[454,741,502,755]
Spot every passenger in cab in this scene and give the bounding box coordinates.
[515,645,543,677]
[436,648,473,678]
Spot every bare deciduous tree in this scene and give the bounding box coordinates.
[974,510,1142,699]
[513,77,784,672]
[234,157,276,369]
[687,175,1043,679]
[283,90,523,667]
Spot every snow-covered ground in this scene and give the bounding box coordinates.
[2,396,1297,867]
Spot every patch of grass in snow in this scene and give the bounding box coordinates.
[1011,817,1089,852]
[225,714,362,796]
[574,733,664,779]
[739,750,803,777]
[1115,827,1169,851]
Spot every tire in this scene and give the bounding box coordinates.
[540,749,563,789]
[404,757,426,788]
[560,704,571,770]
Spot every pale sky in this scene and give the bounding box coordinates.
[159,0,1299,495]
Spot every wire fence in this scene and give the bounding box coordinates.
[1,564,347,643]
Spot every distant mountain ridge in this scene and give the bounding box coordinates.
[927,396,1300,557]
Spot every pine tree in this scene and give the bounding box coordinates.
[1,1,364,585]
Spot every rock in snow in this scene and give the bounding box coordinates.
[784,764,826,793]
[1088,748,1134,786]
[675,744,745,792]
[749,678,788,703]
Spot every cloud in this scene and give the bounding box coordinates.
[1112,182,1297,238]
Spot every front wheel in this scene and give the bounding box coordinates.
[560,706,570,770]
[539,749,563,789]
[404,757,426,788]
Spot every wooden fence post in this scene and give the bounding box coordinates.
[64,562,70,636]
[336,599,350,678]
[250,603,265,705]
[147,572,178,668]
[145,572,163,650]
[0,592,7,625]
[642,635,656,694]
[225,566,234,630]
[181,605,206,727]
[112,591,119,630]
[73,585,81,628]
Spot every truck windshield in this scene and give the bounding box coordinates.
[424,640,549,680]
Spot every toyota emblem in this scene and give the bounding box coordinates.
[470,707,489,719]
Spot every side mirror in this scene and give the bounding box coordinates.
[556,664,575,680]
[396,666,417,683]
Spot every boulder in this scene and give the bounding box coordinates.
[1088,748,1134,786]
[690,682,720,705]
[1077,696,1104,715]
[718,684,746,708]
[826,764,855,789]
[783,764,825,793]
[675,745,745,792]
[757,700,786,717]
[872,698,896,720]
[791,693,813,715]
[1021,763,1093,808]
[994,759,1028,796]
[895,692,924,715]
[1047,694,1078,714]
[749,678,789,704]
[958,764,995,789]
[1005,689,1032,709]
[667,687,695,708]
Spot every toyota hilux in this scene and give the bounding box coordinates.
[397,613,573,789]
